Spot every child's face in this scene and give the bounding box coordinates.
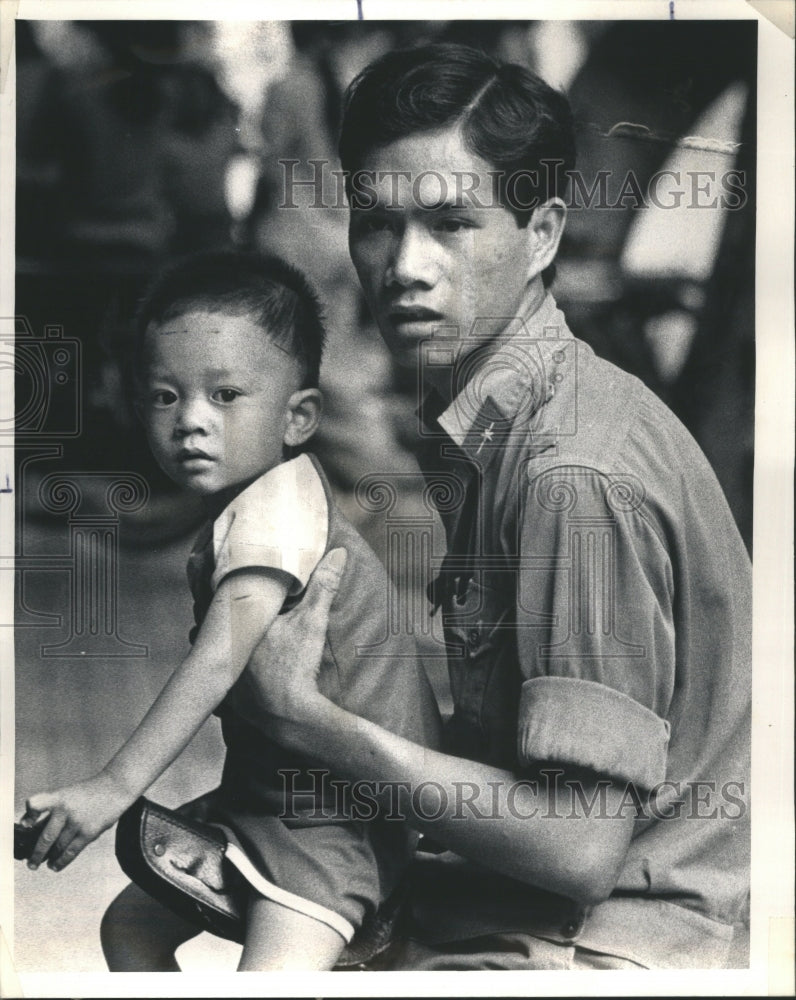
[140,309,303,497]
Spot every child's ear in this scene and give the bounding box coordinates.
[284,388,322,448]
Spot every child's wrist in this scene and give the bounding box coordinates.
[97,765,139,808]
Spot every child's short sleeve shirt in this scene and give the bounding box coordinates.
[185,452,440,943]
[210,453,328,596]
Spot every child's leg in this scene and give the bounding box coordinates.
[238,892,346,971]
[101,882,202,971]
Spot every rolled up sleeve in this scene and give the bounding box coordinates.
[517,676,670,791]
[516,464,675,791]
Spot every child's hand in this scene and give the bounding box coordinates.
[23,772,133,872]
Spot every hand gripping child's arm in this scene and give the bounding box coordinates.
[23,567,292,872]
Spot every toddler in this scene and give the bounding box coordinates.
[22,250,440,971]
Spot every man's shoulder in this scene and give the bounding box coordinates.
[518,335,705,475]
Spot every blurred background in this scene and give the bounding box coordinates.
[12,18,756,973]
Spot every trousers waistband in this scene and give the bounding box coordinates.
[406,853,735,969]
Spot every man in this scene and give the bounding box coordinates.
[249,43,751,970]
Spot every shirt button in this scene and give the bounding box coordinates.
[467,629,480,648]
[561,912,586,938]
[152,840,166,857]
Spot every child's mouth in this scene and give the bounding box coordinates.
[177,448,214,465]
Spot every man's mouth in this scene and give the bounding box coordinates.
[388,304,444,326]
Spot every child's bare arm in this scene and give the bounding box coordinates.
[24,568,291,871]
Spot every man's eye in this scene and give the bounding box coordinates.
[435,217,472,234]
[212,388,241,403]
[151,390,177,406]
[353,214,393,235]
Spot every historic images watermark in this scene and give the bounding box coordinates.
[278,159,748,211]
[277,768,748,823]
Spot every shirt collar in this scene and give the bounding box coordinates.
[430,292,573,453]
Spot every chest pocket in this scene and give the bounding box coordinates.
[441,571,522,767]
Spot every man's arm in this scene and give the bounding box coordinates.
[24,568,291,871]
[275,700,633,906]
[245,550,635,908]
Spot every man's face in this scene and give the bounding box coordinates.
[348,125,535,373]
[139,309,300,498]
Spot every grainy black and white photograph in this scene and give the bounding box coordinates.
[1,2,793,995]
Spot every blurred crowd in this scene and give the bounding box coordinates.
[15,19,756,552]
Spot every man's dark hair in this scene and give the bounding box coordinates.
[338,43,576,287]
[135,250,326,389]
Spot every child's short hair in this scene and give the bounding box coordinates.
[136,250,326,389]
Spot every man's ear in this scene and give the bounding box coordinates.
[284,388,323,448]
[525,198,567,280]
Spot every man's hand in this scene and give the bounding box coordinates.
[23,771,133,871]
[244,547,347,744]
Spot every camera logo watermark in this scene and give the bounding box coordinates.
[1,317,82,439]
[4,316,150,657]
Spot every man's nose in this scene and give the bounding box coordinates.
[386,225,437,288]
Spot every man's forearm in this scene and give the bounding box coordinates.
[288,696,633,906]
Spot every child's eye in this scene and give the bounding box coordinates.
[212,388,241,403]
[150,389,178,407]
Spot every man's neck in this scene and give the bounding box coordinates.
[424,279,549,405]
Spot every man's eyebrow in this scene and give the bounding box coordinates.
[423,200,477,214]
[352,199,476,214]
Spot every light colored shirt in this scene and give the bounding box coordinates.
[414,293,751,968]
[210,452,327,595]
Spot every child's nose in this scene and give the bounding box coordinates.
[175,398,210,435]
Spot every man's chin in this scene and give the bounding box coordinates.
[390,348,423,372]
[378,334,418,368]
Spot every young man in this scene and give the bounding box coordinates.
[247,43,751,970]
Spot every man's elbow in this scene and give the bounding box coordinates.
[553,822,631,907]
[566,862,621,908]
